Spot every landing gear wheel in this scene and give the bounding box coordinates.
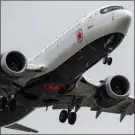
[68,112,77,125]
[59,110,68,123]
[8,98,16,112]
[0,97,7,110]
[107,57,112,65]
[103,57,108,64]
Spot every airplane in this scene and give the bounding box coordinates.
[0,5,134,133]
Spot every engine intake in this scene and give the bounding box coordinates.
[96,75,130,108]
[1,51,27,76]
[105,75,130,100]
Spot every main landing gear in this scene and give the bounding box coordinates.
[0,96,8,110]
[8,98,17,112]
[59,96,82,125]
[103,56,112,65]
[59,110,77,125]
[0,96,16,112]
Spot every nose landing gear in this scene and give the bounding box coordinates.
[103,34,114,66]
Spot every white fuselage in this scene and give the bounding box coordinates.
[18,5,132,85]
[29,7,131,73]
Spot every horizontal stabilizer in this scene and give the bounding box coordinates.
[5,123,38,133]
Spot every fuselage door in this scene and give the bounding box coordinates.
[87,16,93,29]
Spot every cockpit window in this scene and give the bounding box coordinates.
[100,6,123,14]
[113,6,123,10]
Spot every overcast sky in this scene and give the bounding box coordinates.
[1,1,134,134]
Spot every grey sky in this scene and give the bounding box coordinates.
[1,1,134,134]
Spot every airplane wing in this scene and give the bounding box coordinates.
[52,76,134,122]
[5,123,38,133]
[90,96,135,121]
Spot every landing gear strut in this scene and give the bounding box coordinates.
[59,110,77,125]
[59,96,79,125]
[8,98,16,112]
[103,56,112,65]
[0,96,16,112]
[0,96,7,110]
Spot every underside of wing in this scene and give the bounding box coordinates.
[52,75,134,122]
[90,96,135,121]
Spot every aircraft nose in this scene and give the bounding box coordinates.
[122,10,132,23]
[114,10,133,35]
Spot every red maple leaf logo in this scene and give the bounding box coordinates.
[76,29,83,42]
[44,83,63,92]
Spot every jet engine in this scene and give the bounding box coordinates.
[1,51,27,76]
[96,75,130,108]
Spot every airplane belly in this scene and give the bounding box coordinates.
[13,32,124,105]
[53,32,124,82]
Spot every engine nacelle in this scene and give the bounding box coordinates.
[96,75,130,108]
[1,51,27,76]
[105,75,130,100]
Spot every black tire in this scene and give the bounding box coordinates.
[68,112,77,125]
[59,110,68,123]
[107,57,112,65]
[8,99,16,112]
[103,57,108,64]
[0,97,7,110]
